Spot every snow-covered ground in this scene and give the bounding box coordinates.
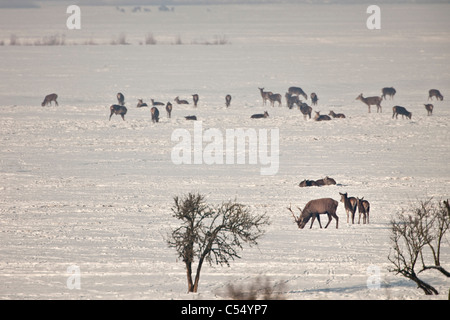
[0,3,449,300]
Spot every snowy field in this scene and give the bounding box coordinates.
[0,3,449,300]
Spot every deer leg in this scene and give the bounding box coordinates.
[121,114,125,121]
[324,213,332,229]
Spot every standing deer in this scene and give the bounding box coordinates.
[268,92,282,107]
[424,104,433,116]
[310,92,318,106]
[382,87,396,100]
[166,102,172,118]
[356,197,370,224]
[356,94,382,113]
[137,99,148,108]
[299,102,312,119]
[328,110,346,118]
[314,111,331,121]
[251,111,269,119]
[175,96,189,105]
[192,94,199,107]
[392,105,412,119]
[41,93,58,106]
[258,88,272,106]
[339,192,357,224]
[428,89,443,101]
[117,92,125,106]
[288,86,307,100]
[287,198,339,229]
[225,94,232,107]
[285,92,300,109]
[151,107,159,123]
[109,104,127,121]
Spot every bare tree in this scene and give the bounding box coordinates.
[167,193,270,293]
[388,198,449,295]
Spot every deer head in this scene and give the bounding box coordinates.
[287,204,304,228]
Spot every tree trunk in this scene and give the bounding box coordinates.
[410,274,439,295]
[192,257,205,293]
[185,261,194,293]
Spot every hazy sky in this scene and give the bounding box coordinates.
[1,0,447,8]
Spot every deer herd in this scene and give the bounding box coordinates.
[41,86,444,231]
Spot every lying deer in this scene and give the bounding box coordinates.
[175,96,189,104]
[137,99,148,108]
[287,198,339,229]
[109,104,127,121]
[356,93,382,113]
[251,111,269,119]
[41,93,58,106]
[151,99,165,106]
[328,110,346,118]
[314,111,331,121]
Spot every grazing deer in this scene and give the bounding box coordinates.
[288,86,307,100]
[424,104,433,116]
[137,99,148,108]
[328,110,346,118]
[151,107,159,123]
[428,89,443,101]
[314,111,331,121]
[392,105,412,119]
[192,94,199,107]
[356,94,382,113]
[109,104,127,121]
[258,88,272,106]
[382,87,396,100]
[185,115,197,120]
[151,99,164,106]
[251,111,269,119]
[285,92,300,109]
[166,102,172,118]
[339,192,357,224]
[310,92,318,106]
[175,96,189,104]
[117,92,125,106]
[268,92,282,107]
[287,198,339,229]
[225,94,232,107]
[41,93,58,106]
[356,197,370,224]
[299,102,312,120]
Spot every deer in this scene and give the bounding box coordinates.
[192,94,199,107]
[356,94,382,113]
[299,102,312,120]
[185,115,197,120]
[287,198,339,229]
[251,111,269,119]
[328,110,346,118]
[151,107,159,123]
[41,93,58,106]
[310,92,318,106]
[151,99,165,106]
[258,88,272,106]
[382,87,396,100]
[225,94,232,107]
[428,89,443,101]
[166,102,172,118]
[117,92,125,106]
[109,104,127,121]
[314,111,331,121]
[339,192,357,224]
[299,177,336,187]
[424,104,433,116]
[175,96,189,105]
[285,92,300,109]
[137,99,148,108]
[356,197,370,224]
[288,86,307,100]
[268,92,282,107]
[392,105,412,119]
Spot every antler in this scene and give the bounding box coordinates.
[287,203,299,222]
